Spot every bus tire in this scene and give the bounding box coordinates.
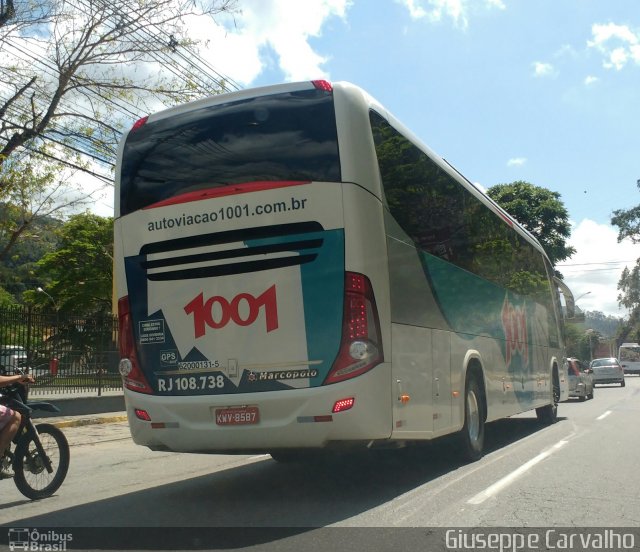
[536,369,559,425]
[459,373,485,462]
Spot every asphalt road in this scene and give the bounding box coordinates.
[1,376,639,548]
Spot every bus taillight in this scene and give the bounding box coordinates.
[324,272,383,385]
[311,79,332,92]
[131,116,148,132]
[118,296,153,394]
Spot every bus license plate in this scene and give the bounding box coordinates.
[215,406,260,426]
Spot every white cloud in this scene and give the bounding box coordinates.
[584,75,599,86]
[532,61,555,77]
[507,157,527,167]
[588,22,640,71]
[589,22,638,47]
[187,0,352,84]
[485,0,506,9]
[401,0,428,19]
[395,0,504,29]
[606,47,629,70]
[559,219,638,317]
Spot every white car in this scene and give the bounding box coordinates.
[0,345,28,373]
[589,357,625,387]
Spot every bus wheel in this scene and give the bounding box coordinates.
[459,374,485,462]
[536,373,559,425]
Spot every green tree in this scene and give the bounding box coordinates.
[0,0,238,188]
[32,213,113,315]
[564,322,584,358]
[612,187,640,313]
[0,154,92,262]
[0,285,15,307]
[610,183,640,341]
[486,181,576,266]
[611,182,640,245]
[584,311,622,338]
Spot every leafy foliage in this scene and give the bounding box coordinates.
[0,154,89,267]
[1,0,238,188]
[0,285,16,307]
[584,311,623,338]
[610,181,640,340]
[612,184,640,244]
[486,181,576,266]
[31,213,113,315]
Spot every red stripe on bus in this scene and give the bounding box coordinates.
[496,210,514,227]
[144,181,311,209]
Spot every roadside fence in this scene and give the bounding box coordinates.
[0,306,121,396]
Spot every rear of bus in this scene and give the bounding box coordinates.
[114,81,392,453]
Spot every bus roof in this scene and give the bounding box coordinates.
[121,79,549,261]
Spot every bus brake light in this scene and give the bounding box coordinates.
[131,116,148,132]
[312,80,333,92]
[118,296,153,394]
[134,409,151,421]
[324,272,383,385]
[332,397,355,413]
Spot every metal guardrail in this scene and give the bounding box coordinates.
[0,306,121,396]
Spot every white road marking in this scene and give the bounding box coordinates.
[249,454,272,460]
[596,410,612,420]
[467,440,568,505]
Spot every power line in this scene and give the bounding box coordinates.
[2,0,242,177]
[561,268,629,273]
[558,261,636,267]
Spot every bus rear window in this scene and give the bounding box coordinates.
[119,89,341,215]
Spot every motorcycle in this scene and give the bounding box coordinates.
[0,375,70,499]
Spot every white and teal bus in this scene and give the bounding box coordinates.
[114,80,571,462]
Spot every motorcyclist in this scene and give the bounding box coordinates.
[0,373,35,478]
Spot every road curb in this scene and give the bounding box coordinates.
[50,415,128,429]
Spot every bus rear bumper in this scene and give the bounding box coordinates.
[123,365,393,454]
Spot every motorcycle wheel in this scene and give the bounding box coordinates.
[14,423,70,500]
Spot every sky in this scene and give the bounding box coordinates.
[103,0,640,318]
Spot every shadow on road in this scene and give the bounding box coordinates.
[3,416,558,549]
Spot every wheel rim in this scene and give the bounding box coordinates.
[20,433,61,492]
[467,390,481,442]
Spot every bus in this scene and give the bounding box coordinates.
[114,80,572,462]
[618,343,640,375]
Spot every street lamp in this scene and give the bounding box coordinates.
[36,287,58,310]
[575,291,592,302]
[585,329,597,362]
